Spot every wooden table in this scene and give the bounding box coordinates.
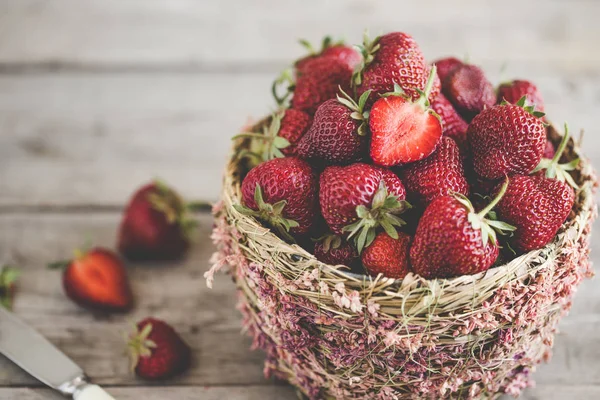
[0,1,599,398]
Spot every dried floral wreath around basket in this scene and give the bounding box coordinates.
[206,121,597,400]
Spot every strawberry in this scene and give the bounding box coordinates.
[430,93,469,149]
[234,109,312,165]
[297,89,370,165]
[361,232,411,279]
[495,125,578,252]
[410,180,515,279]
[443,63,495,120]
[295,36,362,72]
[543,139,555,159]
[497,80,545,112]
[127,318,191,380]
[369,67,443,166]
[314,234,358,266]
[468,98,546,179]
[236,157,317,239]
[0,265,19,310]
[287,57,353,115]
[319,163,409,252]
[433,57,463,83]
[354,32,440,105]
[49,248,133,312]
[399,136,469,204]
[118,181,196,261]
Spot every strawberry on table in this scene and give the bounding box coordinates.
[319,163,409,252]
[49,247,133,312]
[118,181,197,261]
[354,31,440,105]
[313,234,358,266]
[410,179,515,279]
[127,318,191,380]
[0,265,19,310]
[495,125,578,252]
[497,79,545,112]
[443,63,495,120]
[297,89,371,165]
[399,136,469,205]
[236,157,317,240]
[361,232,411,279]
[369,66,443,166]
[468,97,546,179]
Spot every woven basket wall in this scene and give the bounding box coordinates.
[208,122,597,400]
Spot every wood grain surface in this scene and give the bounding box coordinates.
[0,0,598,399]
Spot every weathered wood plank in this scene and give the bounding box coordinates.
[0,212,598,391]
[0,212,271,387]
[0,385,297,400]
[1,72,598,207]
[0,0,599,73]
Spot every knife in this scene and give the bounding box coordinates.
[0,306,115,399]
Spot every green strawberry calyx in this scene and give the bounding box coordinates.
[272,68,295,106]
[232,111,291,162]
[127,323,157,371]
[352,30,381,86]
[532,123,580,189]
[337,88,371,136]
[457,178,516,247]
[313,233,343,252]
[343,181,411,253]
[297,36,344,58]
[502,95,546,119]
[0,265,19,310]
[148,180,198,240]
[233,184,299,242]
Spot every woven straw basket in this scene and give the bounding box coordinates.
[207,121,597,400]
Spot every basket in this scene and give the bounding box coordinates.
[206,121,597,399]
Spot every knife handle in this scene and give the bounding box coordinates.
[74,384,116,400]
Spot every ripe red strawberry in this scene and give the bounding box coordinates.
[361,232,411,279]
[433,57,463,83]
[314,234,358,266]
[118,181,195,261]
[354,32,440,105]
[297,90,370,165]
[443,63,495,120]
[0,265,19,310]
[127,318,191,380]
[295,36,362,72]
[399,136,469,204]
[289,57,353,115]
[369,67,443,166]
[468,99,546,179]
[543,140,555,159]
[430,93,469,149]
[237,157,317,239]
[497,80,545,112]
[495,126,578,252]
[235,109,312,164]
[49,248,133,312]
[319,163,409,252]
[410,180,515,278]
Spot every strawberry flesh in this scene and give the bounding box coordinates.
[369,96,442,166]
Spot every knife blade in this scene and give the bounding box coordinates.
[0,306,115,399]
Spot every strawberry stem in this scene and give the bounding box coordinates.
[532,123,579,188]
[415,64,437,109]
[478,177,509,218]
[551,123,570,166]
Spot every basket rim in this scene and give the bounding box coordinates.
[221,119,597,287]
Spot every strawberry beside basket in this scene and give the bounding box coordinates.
[207,121,596,399]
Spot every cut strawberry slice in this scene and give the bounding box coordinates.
[369,66,442,166]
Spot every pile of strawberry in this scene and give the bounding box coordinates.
[235,32,579,280]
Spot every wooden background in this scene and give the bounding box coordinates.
[0,1,599,398]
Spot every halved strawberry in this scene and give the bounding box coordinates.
[369,66,443,166]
